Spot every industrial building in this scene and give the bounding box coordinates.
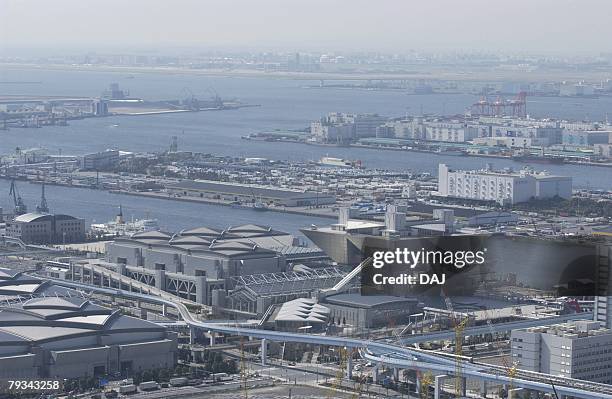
[562,130,611,147]
[5,212,86,244]
[437,163,572,205]
[302,205,458,265]
[310,112,387,143]
[81,149,120,171]
[511,320,612,384]
[270,297,330,332]
[102,224,328,308]
[0,268,177,379]
[167,179,336,207]
[227,266,345,316]
[322,293,419,329]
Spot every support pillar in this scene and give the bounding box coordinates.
[415,375,421,394]
[480,380,488,398]
[434,375,448,399]
[189,327,196,345]
[261,338,267,366]
[460,376,467,397]
[509,387,524,399]
[162,303,168,317]
[372,366,380,384]
[209,331,214,346]
[393,368,400,382]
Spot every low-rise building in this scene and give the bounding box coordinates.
[82,149,120,171]
[5,212,86,244]
[437,164,572,205]
[322,293,419,329]
[167,179,335,207]
[0,269,177,379]
[562,130,611,147]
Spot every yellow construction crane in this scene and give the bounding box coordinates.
[441,289,470,398]
[483,308,519,392]
[419,371,434,399]
[240,339,249,399]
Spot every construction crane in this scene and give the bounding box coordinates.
[9,179,27,215]
[441,289,470,398]
[418,370,434,399]
[483,308,518,393]
[36,183,49,213]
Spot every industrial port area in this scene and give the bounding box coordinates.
[1,2,612,399]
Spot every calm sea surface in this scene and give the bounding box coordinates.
[0,67,611,236]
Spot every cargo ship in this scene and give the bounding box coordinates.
[318,156,364,168]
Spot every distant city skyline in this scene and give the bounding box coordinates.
[2,0,612,54]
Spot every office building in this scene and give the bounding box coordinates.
[511,320,612,383]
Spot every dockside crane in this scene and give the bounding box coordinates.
[9,179,27,216]
[36,183,49,213]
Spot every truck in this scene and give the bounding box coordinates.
[211,373,228,381]
[118,384,137,394]
[169,377,188,387]
[139,381,159,391]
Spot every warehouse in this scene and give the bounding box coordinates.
[0,268,177,379]
[5,212,86,244]
[167,179,336,207]
[322,293,419,329]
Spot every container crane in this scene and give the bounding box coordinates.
[9,180,27,216]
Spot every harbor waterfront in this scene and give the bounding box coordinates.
[0,67,611,190]
[0,178,332,238]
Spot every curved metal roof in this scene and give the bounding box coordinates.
[0,271,165,345]
[13,212,80,223]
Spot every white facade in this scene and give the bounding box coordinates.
[425,121,479,142]
[511,320,612,384]
[437,164,536,205]
[437,164,572,205]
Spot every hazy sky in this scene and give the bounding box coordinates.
[2,0,612,54]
